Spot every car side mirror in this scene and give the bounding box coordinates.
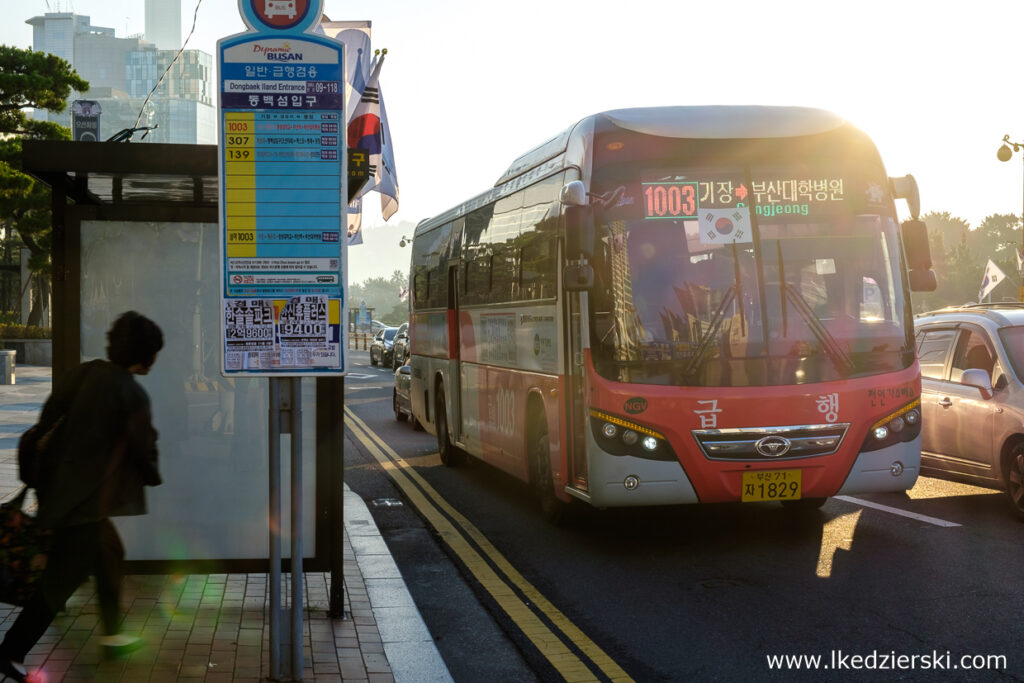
[961,368,993,399]
[399,365,411,375]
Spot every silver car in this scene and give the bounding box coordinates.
[914,303,1024,520]
[393,361,422,430]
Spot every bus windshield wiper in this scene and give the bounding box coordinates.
[782,284,855,376]
[682,285,736,379]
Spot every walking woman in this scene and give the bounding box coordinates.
[0,311,164,682]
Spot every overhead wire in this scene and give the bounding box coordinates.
[131,0,205,130]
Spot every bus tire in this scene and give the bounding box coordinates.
[781,497,827,511]
[436,386,464,467]
[529,405,568,524]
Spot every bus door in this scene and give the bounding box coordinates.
[564,245,590,491]
[447,263,463,444]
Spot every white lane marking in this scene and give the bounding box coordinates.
[835,495,961,528]
[345,373,377,379]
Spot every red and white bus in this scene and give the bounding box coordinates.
[408,106,934,520]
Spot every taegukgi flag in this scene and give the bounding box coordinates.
[346,53,399,239]
[698,207,752,245]
[317,20,372,123]
[979,258,1007,301]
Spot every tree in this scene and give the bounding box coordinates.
[922,211,970,251]
[966,213,1021,301]
[348,270,409,324]
[0,46,89,325]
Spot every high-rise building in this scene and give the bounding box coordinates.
[145,0,181,51]
[26,10,213,144]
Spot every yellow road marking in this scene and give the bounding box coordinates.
[345,407,633,683]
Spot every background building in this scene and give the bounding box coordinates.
[145,0,181,51]
[26,6,214,144]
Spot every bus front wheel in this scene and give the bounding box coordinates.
[436,387,464,467]
[530,408,568,524]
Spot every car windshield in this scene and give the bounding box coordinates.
[383,328,398,341]
[998,326,1024,380]
[587,165,915,387]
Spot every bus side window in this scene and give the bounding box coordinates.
[413,268,428,305]
[464,250,492,305]
[491,243,519,303]
[521,232,556,300]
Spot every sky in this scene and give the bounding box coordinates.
[5,0,1024,280]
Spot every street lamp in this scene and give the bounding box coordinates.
[997,134,1024,301]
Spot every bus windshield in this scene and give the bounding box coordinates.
[588,164,916,387]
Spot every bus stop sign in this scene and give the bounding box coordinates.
[217,0,347,376]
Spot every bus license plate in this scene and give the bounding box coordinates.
[741,470,801,502]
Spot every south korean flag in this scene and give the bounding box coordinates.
[698,206,753,245]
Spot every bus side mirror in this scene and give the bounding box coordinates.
[901,219,931,271]
[901,218,937,291]
[908,268,937,292]
[565,205,595,259]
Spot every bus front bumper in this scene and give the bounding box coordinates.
[581,431,700,507]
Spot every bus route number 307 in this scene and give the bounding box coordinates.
[741,469,802,502]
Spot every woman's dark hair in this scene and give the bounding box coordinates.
[106,311,164,369]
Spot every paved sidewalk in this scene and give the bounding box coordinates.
[0,366,450,682]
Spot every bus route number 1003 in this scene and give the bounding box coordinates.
[643,182,697,219]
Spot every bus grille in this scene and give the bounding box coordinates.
[691,423,850,461]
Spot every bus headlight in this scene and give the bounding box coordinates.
[589,409,677,462]
[861,399,921,453]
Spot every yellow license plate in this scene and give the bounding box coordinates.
[741,469,801,502]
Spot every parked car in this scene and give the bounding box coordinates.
[369,326,398,367]
[393,361,422,429]
[391,322,409,369]
[914,303,1024,520]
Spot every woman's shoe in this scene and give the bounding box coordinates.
[0,657,27,683]
[99,634,144,659]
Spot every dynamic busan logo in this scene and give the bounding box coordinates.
[252,43,303,61]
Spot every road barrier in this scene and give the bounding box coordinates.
[349,333,371,350]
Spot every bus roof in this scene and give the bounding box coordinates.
[496,106,848,184]
[415,105,849,237]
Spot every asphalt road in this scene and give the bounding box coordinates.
[342,349,1024,682]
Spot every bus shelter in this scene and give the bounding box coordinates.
[22,140,360,612]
